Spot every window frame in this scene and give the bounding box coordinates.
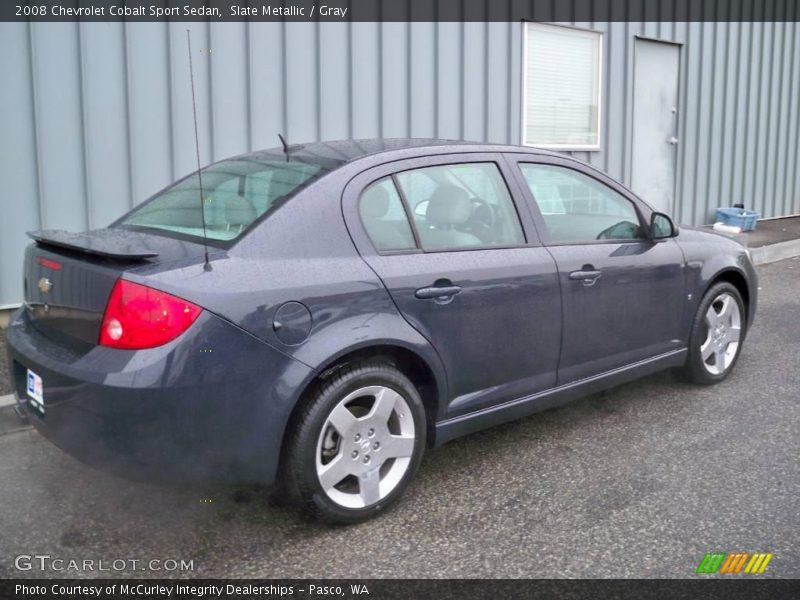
[345,153,540,257]
[356,175,421,253]
[505,154,652,247]
[521,21,604,152]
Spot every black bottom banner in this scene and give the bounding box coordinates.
[2,579,799,600]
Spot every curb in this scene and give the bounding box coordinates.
[750,238,800,266]
[0,401,30,435]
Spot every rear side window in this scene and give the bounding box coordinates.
[395,163,525,251]
[119,159,325,243]
[358,178,417,252]
[519,164,645,242]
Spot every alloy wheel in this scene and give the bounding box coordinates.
[315,385,416,509]
[699,292,742,375]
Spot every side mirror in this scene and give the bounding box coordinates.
[650,212,677,239]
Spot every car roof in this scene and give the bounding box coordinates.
[238,138,565,169]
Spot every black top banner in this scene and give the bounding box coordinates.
[4,0,800,22]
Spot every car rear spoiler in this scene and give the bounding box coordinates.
[28,229,159,260]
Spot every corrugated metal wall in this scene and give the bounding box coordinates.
[1,18,799,307]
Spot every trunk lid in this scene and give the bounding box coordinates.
[24,228,211,353]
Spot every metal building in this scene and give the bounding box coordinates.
[1,17,799,307]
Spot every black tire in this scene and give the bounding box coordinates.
[677,282,746,385]
[283,359,426,525]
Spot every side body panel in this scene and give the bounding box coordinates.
[340,154,562,418]
[505,153,687,384]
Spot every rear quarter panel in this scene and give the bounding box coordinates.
[129,170,450,418]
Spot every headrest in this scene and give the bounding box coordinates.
[426,186,472,227]
[361,185,391,219]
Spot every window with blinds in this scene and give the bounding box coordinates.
[523,23,602,149]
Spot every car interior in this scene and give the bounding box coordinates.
[360,163,526,252]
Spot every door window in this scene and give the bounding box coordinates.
[395,163,525,251]
[358,177,417,252]
[519,164,645,243]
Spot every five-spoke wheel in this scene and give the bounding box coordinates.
[699,292,742,375]
[679,282,746,384]
[284,360,425,524]
[316,385,416,509]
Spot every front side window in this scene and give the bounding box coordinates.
[358,178,416,252]
[118,158,326,242]
[523,22,602,149]
[520,164,644,243]
[395,163,525,251]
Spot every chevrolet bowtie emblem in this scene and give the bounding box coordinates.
[38,277,52,294]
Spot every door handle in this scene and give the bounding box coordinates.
[415,285,462,300]
[568,270,602,286]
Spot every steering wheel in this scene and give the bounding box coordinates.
[596,220,640,240]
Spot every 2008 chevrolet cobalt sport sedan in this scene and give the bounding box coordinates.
[6,139,756,523]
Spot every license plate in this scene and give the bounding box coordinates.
[26,369,45,413]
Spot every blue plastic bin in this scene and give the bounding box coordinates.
[715,207,759,231]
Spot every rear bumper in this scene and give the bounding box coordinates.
[5,308,312,485]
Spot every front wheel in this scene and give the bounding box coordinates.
[283,359,426,524]
[678,282,746,385]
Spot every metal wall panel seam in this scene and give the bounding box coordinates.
[164,23,175,184]
[346,20,352,139]
[315,20,322,141]
[621,20,632,186]
[244,23,252,152]
[749,22,764,215]
[205,21,215,159]
[406,21,412,139]
[77,23,91,229]
[772,20,788,217]
[674,20,689,224]
[719,21,737,210]
[790,18,800,214]
[763,21,778,217]
[281,20,288,139]
[783,17,798,216]
[122,23,136,209]
[26,22,44,231]
[709,17,726,220]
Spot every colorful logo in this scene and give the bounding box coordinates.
[696,552,773,574]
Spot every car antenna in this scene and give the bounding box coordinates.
[278,133,289,153]
[278,133,291,162]
[186,29,212,272]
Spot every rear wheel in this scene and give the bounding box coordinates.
[678,282,745,384]
[284,359,426,524]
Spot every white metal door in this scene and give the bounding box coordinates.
[631,39,680,214]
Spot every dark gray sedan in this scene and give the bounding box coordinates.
[5,139,756,523]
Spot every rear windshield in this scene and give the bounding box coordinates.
[117,158,326,243]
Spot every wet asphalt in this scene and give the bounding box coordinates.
[0,258,797,579]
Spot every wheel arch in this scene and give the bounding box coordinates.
[706,268,751,325]
[279,340,448,473]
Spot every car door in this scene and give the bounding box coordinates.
[507,154,686,385]
[342,153,562,418]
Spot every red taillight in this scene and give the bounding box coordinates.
[36,256,62,270]
[99,279,202,349]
